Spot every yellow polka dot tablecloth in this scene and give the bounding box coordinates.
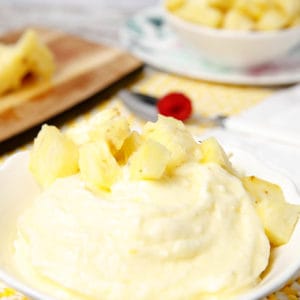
[0,71,299,300]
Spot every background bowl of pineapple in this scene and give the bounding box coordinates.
[164,0,300,68]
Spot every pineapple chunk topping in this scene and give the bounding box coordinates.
[30,111,201,190]
[29,124,79,187]
[79,141,120,191]
[29,108,299,246]
[115,131,143,165]
[89,108,130,154]
[129,139,170,180]
[143,115,199,171]
[200,137,235,175]
[242,176,300,246]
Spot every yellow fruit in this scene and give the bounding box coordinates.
[175,3,223,28]
[143,115,197,171]
[165,0,186,12]
[89,108,130,153]
[291,15,300,27]
[199,137,235,174]
[275,0,300,19]
[0,29,55,95]
[29,125,79,187]
[235,0,271,20]
[256,9,288,30]
[79,141,120,191]
[242,176,300,246]
[208,0,235,11]
[115,131,143,165]
[223,10,255,30]
[130,139,170,180]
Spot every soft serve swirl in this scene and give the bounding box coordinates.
[14,110,270,300]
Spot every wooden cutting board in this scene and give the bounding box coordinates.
[0,27,143,143]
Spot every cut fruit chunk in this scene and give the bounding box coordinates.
[89,108,131,153]
[79,141,120,191]
[130,139,170,180]
[115,131,143,165]
[235,0,271,20]
[200,137,235,174]
[256,9,288,30]
[165,0,186,11]
[175,3,223,27]
[223,10,255,30]
[143,115,197,171]
[242,176,300,246]
[29,124,79,187]
[0,29,55,95]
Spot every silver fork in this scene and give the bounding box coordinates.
[118,90,227,126]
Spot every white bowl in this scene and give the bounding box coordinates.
[164,9,300,68]
[0,150,300,300]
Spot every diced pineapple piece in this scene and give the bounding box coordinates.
[89,108,130,153]
[79,141,120,191]
[256,9,288,30]
[242,176,300,246]
[0,29,55,95]
[235,0,271,20]
[275,0,300,19]
[143,115,197,171]
[165,0,186,12]
[223,9,255,30]
[175,3,223,28]
[199,137,235,174]
[29,124,79,187]
[208,0,235,11]
[291,15,300,27]
[130,139,170,180]
[115,131,143,165]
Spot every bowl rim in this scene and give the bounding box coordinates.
[163,6,300,40]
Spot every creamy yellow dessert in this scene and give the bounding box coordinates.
[14,109,300,299]
[0,29,55,95]
[165,0,300,31]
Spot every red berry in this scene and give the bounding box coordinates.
[157,92,192,121]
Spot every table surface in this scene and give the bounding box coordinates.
[0,2,300,300]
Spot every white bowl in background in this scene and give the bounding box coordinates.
[0,150,300,300]
[164,9,300,68]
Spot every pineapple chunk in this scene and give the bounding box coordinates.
[165,0,186,12]
[115,131,143,165]
[89,108,130,154]
[130,139,170,180]
[208,0,235,11]
[79,141,120,191]
[242,176,300,246]
[175,3,223,28]
[223,10,255,30]
[29,125,79,187]
[0,29,55,95]
[275,0,300,19]
[291,15,300,27]
[200,137,235,174]
[143,115,197,171]
[256,9,288,30]
[235,0,271,20]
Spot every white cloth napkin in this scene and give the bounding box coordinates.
[198,85,300,190]
[224,84,300,147]
[199,128,300,190]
